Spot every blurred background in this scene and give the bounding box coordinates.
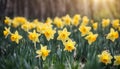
[0,0,120,20]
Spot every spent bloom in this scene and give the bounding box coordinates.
[63,39,76,52]
[10,31,22,44]
[106,28,119,42]
[36,45,51,60]
[98,50,113,65]
[114,55,120,66]
[57,28,71,42]
[85,32,98,45]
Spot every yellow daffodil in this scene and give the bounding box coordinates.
[3,27,11,38]
[92,22,98,31]
[21,22,30,31]
[32,19,40,25]
[36,23,43,33]
[79,25,91,36]
[10,31,22,44]
[44,28,56,41]
[106,28,119,42]
[72,14,81,26]
[112,19,119,29]
[54,17,64,28]
[57,28,71,42]
[114,55,120,65]
[62,14,71,26]
[36,23,52,34]
[102,19,110,28]
[85,32,98,45]
[28,30,41,43]
[36,45,51,60]
[4,17,12,26]
[63,39,76,52]
[98,50,113,65]
[12,17,27,28]
[46,17,52,24]
[54,17,59,24]
[81,16,89,25]
[29,23,36,30]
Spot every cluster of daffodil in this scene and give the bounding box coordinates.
[98,50,120,66]
[3,14,120,67]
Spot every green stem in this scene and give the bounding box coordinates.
[34,42,36,49]
[39,57,43,69]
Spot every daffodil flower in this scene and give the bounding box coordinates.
[112,19,119,29]
[81,16,89,25]
[10,31,22,44]
[36,45,51,60]
[28,30,41,48]
[72,14,81,26]
[92,22,98,31]
[62,14,71,26]
[3,27,11,38]
[63,39,76,52]
[54,17,64,28]
[98,50,113,65]
[106,28,119,42]
[46,17,52,24]
[4,17,12,26]
[21,23,30,31]
[12,17,27,28]
[44,28,56,41]
[114,55,120,65]
[102,19,110,28]
[79,25,91,36]
[85,32,98,45]
[57,28,71,42]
